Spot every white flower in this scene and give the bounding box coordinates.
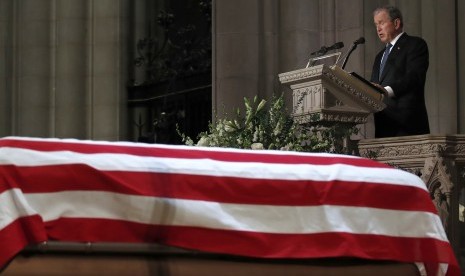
[251,143,264,150]
[234,119,241,129]
[224,124,235,133]
[273,121,282,136]
[253,128,259,142]
[184,137,194,146]
[196,136,211,147]
[256,99,266,112]
[259,129,264,140]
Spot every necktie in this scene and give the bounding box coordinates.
[379,43,392,79]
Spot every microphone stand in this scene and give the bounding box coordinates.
[340,43,358,70]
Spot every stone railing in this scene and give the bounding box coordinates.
[358,134,465,258]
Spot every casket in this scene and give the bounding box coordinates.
[0,137,460,275]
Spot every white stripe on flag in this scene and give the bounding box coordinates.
[0,189,38,229]
[0,147,427,190]
[22,190,447,241]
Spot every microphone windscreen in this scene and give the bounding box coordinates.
[334,42,344,49]
[354,37,365,44]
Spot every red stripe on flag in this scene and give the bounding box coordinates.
[0,138,391,167]
[1,165,435,212]
[42,218,458,269]
[0,216,46,269]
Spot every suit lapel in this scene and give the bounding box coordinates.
[379,33,408,82]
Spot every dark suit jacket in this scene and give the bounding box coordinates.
[370,33,430,138]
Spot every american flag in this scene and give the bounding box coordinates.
[0,136,460,275]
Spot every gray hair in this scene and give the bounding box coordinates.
[374,6,403,28]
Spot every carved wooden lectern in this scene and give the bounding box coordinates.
[278,64,385,125]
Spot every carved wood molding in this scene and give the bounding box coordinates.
[278,65,324,83]
[293,112,368,125]
[321,70,385,112]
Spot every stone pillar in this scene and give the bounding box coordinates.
[55,0,88,138]
[0,0,14,137]
[0,0,130,141]
[85,0,130,141]
[458,0,465,133]
[420,0,458,135]
[212,0,264,117]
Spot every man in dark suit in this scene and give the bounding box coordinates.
[370,6,430,138]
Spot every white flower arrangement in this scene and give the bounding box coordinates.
[178,94,358,154]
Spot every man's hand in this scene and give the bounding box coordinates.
[371,82,388,96]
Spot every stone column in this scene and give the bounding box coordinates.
[54,0,88,138]
[85,0,130,141]
[0,0,130,141]
[212,0,264,117]
[3,0,55,137]
[0,0,14,137]
[419,0,458,135]
[458,0,465,133]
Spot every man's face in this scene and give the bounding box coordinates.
[374,10,400,44]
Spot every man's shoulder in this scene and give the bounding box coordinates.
[399,33,427,45]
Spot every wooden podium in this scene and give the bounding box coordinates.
[278,65,386,125]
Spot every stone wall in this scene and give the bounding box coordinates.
[0,0,131,140]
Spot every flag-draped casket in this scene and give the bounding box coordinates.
[0,136,460,275]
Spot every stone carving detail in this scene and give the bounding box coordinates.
[453,143,465,155]
[293,112,368,125]
[359,143,447,158]
[422,155,454,229]
[319,113,367,123]
[293,85,322,114]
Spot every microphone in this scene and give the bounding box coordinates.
[327,41,345,51]
[310,46,327,56]
[310,41,344,56]
[354,37,365,45]
[340,37,365,69]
